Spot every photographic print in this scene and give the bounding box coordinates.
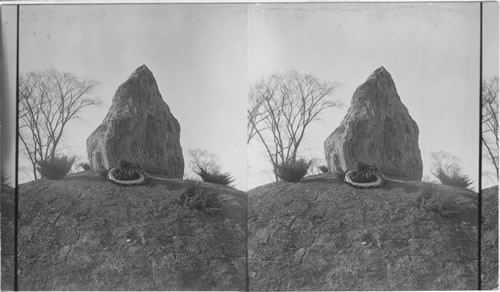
[15,4,247,290]
[247,2,488,290]
[0,1,498,291]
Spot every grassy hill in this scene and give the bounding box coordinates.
[17,171,246,291]
[1,184,15,291]
[248,174,478,290]
[481,185,498,290]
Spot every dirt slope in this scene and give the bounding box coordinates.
[18,171,246,291]
[248,174,478,290]
[1,184,15,290]
[481,185,498,290]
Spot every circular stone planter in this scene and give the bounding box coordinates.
[345,169,383,188]
[108,167,145,185]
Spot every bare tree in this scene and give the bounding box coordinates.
[18,69,100,180]
[188,148,221,174]
[247,71,342,180]
[482,77,499,178]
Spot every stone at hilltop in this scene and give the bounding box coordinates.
[248,175,478,290]
[324,66,423,181]
[87,65,184,178]
[18,172,246,290]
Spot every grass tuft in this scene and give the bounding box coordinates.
[348,162,380,183]
[195,166,234,186]
[37,156,75,180]
[433,166,473,191]
[179,181,220,214]
[276,159,311,182]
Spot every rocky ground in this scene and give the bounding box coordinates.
[481,186,498,290]
[4,172,498,290]
[17,171,246,291]
[1,184,15,290]
[248,174,479,290]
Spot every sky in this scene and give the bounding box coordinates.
[248,2,486,190]
[1,5,17,187]
[3,3,498,191]
[17,4,248,190]
[482,1,499,188]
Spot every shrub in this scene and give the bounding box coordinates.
[189,149,234,186]
[319,165,329,174]
[348,162,379,183]
[349,171,376,183]
[102,160,145,182]
[195,166,234,186]
[431,151,474,191]
[433,165,473,190]
[111,167,140,181]
[179,181,219,214]
[79,162,91,171]
[417,183,458,217]
[37,156,75,180]
[356,162,379,174]
[276,159,311,182]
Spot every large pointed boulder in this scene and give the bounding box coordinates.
[324,67,423,181]
[87,65,184,178]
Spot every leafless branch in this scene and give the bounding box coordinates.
[248,71,342,181]
[18,69,101,179]
[482,77,499,178]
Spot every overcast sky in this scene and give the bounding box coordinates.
[6,3,498,190]
[482,1,499,188]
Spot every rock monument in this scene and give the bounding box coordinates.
[87,65,184,178]
[324,66,423,181]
